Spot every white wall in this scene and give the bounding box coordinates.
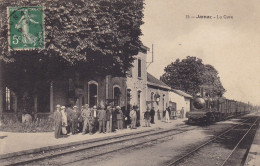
[147,87,169,122]
[126,52,147,121]
[184,98,191,113]
[169,91,191,117]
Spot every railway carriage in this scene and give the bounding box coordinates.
[236,102,243,115]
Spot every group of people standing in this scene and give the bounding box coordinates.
[54,104,131,139]
[156,107,171,123]
[156,107,185,122]
[53,104,178,139]
[143,107,156,127]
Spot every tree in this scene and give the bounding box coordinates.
[160,56,225,97]
[201,64,226,97]
[0,0,145,112]
[0,0,145,76]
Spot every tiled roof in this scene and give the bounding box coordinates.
[147,73,171,90]
[171,89,193,98]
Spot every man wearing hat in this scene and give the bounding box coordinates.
[77,106,83,133]
[98,104,106,133]
[54,105,62,139]
[130,106,137,129]
[82,104,92,134]
[106,105,112,133]
[92,105,98,131]
[111,106,117,131]
[92,105,97,118]
[66,104,73,134]
[116,106,124,130]
[71,106,79,134]
[150,107,155,124]
[144,107,151,127]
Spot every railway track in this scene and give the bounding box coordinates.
[166,115,259,166]
[220,117,259,166]
[0,125,198,166]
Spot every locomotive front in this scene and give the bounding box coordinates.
[186,96,216,124]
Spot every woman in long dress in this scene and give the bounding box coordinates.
[165,107,171,123]
[130,107,137,129]
[61,106,68,135]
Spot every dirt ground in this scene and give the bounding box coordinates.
[70,118,245,166]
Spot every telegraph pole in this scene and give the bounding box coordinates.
[146,44,154,69]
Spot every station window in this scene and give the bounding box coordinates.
[163,95,165,110]
[151,92,154,107]
[113,86,121,106]
[138,59,141,78]
[88,81,98,108]
[127,89,131,105]
[5,87,11,111]
[138,90,141,109]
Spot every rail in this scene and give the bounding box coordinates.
[0,125,198,166]
[166,116,258,166]
[220,117,259,166]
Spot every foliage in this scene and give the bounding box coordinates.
[0,0,145,78]
[0,0,145,110]
[0,114,54,132]
[201,64,226,97]
[160,56,226,97]
[160,56,204,96]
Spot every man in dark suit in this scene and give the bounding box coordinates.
[77,106,83,133]
[71,106,79,134]
[66,105,73,134]
[150,107,155,124]
[112,106,117,131]
[144,107,151,127]
[54,105,62,139]
[92,105,98,131]
[106,106,112,133]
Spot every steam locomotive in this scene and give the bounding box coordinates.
[186,95,251,125]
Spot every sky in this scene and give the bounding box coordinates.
[141,0,260,105]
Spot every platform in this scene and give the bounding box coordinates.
[0,118,187,157]
[245,116,260,166]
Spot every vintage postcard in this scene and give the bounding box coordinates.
[0,0,259,165]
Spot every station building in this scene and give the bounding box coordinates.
[0,48,192,124]
[146,73,171,122]
[51,75,127,112]
[126,51,148,122]
[0,49,150,125]
[0,64,127,120]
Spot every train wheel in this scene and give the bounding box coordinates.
[215,117,219,122]
[206,114,215,125]
[187,118,192,124]
[206,118,211,125]
[210,115,216,123]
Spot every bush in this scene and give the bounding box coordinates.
[0,114,54,132]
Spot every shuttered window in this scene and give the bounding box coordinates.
[138,59,141,78]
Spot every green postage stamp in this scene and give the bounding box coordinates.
[8,6,44,50]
